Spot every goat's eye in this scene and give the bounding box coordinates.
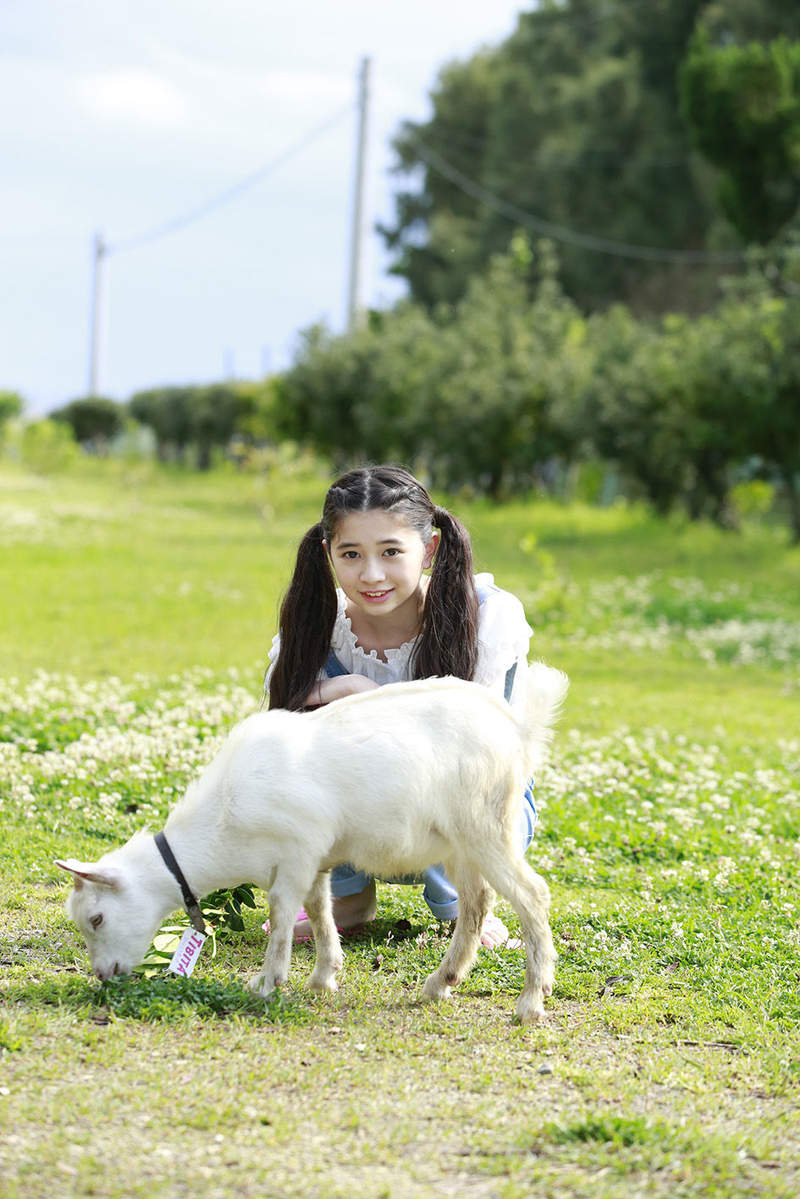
[90,914,104,930]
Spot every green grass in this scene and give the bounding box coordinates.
[1,460,799,1198]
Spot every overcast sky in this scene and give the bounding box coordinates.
[1,1,530,414]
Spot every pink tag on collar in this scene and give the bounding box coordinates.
[168,927,206,977]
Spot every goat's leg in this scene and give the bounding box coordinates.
[477,847,555,1024]
[303,870,343,993]
[249,871,313,997]
[422,861,492,1003]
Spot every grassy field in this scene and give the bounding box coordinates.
[1,460,799,1198]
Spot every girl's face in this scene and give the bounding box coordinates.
[326,510,437,622]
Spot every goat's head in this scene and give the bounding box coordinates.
[55,857,163,980]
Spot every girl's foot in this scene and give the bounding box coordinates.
[265,880,378,942]
[480,913,522,951]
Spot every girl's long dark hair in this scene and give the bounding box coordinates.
[267,465,479,710]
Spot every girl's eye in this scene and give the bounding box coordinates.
[90,914,104,930]
[342,550,359,560]
[383,548,400,557]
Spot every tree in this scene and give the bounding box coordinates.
[428,237,579,495]
[707,252,800,542]
[278,236,579,496]
[550,301,748,524]
[128,383,257,469]
[767,295,800,542]
[382,0,733,315]
[0,390,23,435]
[552,242,800,537]
[557,306,695,515]
[680,32,800,244]
[382,1,800,316]
[50,396,124,450]
[232,379,282,445]
[379,50,502,309]
[191,384,255,470]
[277,307,445,470]
[128,387,194,463]
[699,1,800,47]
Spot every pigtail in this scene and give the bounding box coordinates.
[412,505,479,682]
[267,522,338,710]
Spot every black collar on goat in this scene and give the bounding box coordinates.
[153,831,207,934]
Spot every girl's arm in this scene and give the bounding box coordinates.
[306,674,380,707]
[265,632,379,708]
[474,582,533,710]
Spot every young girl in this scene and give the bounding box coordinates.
[264,464,536,947]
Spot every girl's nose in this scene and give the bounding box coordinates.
[360,556,386,582]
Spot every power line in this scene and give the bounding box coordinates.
[86,98,356,393]
[409,135,746,265]
[106,103,354,256]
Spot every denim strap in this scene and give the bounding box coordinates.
[325,649,349,678]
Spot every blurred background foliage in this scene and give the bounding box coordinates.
[3,0,800,542]
[382,0,800,312]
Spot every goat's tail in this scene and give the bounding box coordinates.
[517,662,569,777]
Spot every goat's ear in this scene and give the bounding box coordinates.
[55,860,122,890]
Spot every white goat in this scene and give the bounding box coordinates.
[56,663,568,1023]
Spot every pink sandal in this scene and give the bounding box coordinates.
[262,908,365,943]
[480,913,522,951]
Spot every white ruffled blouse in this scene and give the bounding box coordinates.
[266,572,532,708]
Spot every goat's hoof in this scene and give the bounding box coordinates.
[308,972,338,994]
[422,975,451,1003]
[515,991,546,1025]
[249,972,279,997]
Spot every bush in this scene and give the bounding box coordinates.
[128,382,268,469]
[0,390,24,432]
[50,396,125,450]
[18,419,80,474]
[730,479,775,520]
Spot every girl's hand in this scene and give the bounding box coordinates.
[309,674,380,706]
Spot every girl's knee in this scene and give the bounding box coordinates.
[330,864,373,898]
[422,865,460,921]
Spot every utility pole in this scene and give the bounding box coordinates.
[87,231,106,396]
[346,55,371,334]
